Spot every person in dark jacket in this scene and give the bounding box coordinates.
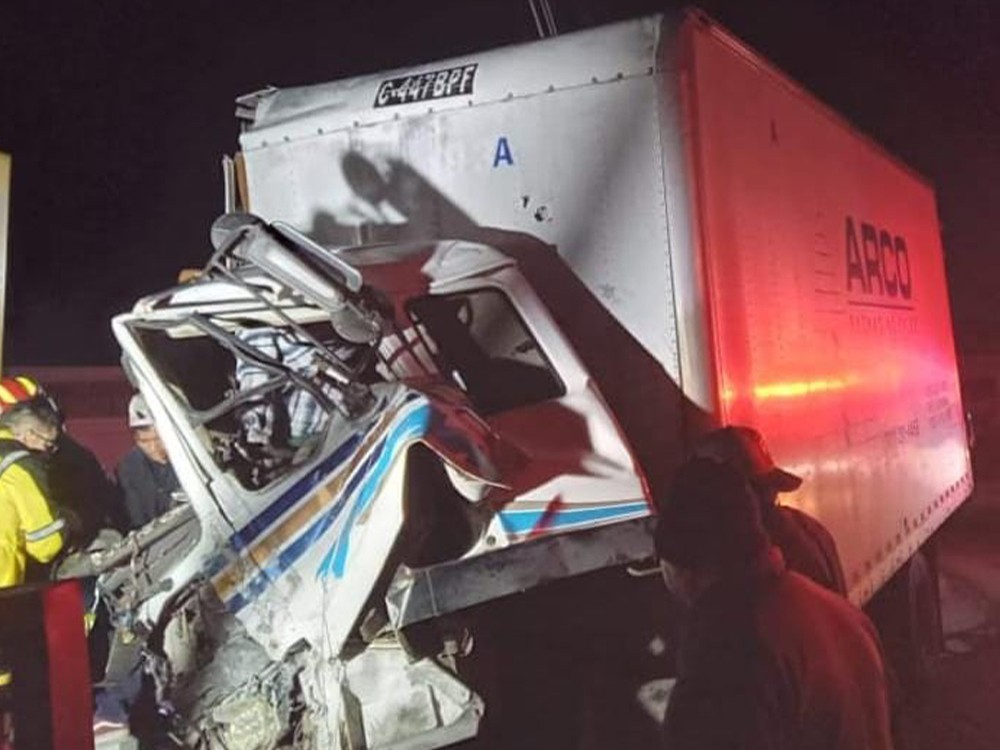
[115,394,180,529]
[655,458,893,750]
[48,431,127,544]
[691,425,848,596]
[94,394,180,739]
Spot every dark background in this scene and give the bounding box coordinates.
[0,0,996,364]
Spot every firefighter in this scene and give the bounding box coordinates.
[0,397,67,707]
[0,397,66,588]
[0,374,125,546]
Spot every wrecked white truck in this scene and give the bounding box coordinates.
[76,8,971,750]
[97,215,652,750]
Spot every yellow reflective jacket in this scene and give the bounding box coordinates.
[0,430,65,589]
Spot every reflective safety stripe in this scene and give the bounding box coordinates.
[0,449,28,476]
[24,518,65,542]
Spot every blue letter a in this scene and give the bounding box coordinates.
[493,137,514,167]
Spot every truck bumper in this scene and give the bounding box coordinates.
[386,517,656,629]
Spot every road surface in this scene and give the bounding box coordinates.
[910,477,1000,749]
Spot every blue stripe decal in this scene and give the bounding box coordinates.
[202,434,364,585]
[227,402,431,613]
[229,433,364,553]
[204,553,230,579]
[226,390,424,554]
[497,501,649,534]
[319,406,431,579]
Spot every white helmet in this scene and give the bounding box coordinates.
[127,394,155,429]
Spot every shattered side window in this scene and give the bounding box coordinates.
[407,289,564,415]
[130,319,371,490]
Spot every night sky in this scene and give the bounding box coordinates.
[1,0,997,365]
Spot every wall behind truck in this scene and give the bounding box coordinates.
[681,18,972,603]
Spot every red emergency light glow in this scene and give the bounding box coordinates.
[720,375,858,403]
[753,375,858,401]
[687,15,968,602]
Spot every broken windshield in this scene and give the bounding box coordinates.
[124,215,389,489]
[129,311,380,490]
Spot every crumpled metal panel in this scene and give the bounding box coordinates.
[386,516,655,629]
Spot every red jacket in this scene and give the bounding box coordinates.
[766,504,847,596]
[664,547,893,750]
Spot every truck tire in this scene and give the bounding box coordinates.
[866,545,943,703]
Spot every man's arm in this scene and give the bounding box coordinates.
[794,509,848,596]
[772,506,848,596]
[116,450,151,529]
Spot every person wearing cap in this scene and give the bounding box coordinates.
[90,394,181,741]
[656,457,894,749]
[0,397,67,589]
[115,394,180,529]
[691,426,847,596]
[0,373,126,547]
[0,398,68,701]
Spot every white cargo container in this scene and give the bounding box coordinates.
[237,10,972,605]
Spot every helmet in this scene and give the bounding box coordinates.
[127,393,155,429]
[0,375,42,412]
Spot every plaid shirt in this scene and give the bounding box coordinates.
[235,328,330,446]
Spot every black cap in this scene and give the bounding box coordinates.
[654,457,770,571]
[691,426,802,492]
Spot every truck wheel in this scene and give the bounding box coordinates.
[866,545,942,703]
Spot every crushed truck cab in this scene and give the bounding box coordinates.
[104,216,650,749]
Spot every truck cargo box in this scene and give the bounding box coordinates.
[237,10,972,605]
